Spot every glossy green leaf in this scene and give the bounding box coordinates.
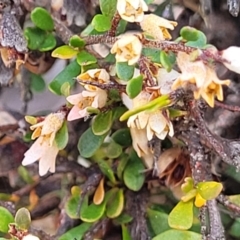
[49,60,81,95]
[52,45,78,59]
[92,14,111,32]
[30,73,45,92]
[18,166,34,184]
[229,194,240,206]
[142,48,161,63]
[122,224,132,240]
[24,27,46,50]
[180,27,199,42]
[181,189,197,203]
[168,200,193,230]
[55,121,68,150]
[153,229,201,240]
[197,181,223,200]
[59,223,92,240]
[69,35,86,48]
[106,189,124,218]
[116,19,128,35]
[103,141,122,158]
[112,106,128,121]
[113,212,133,225]
[160,51,176,72]
[78,128,107,158]
[126,75,143,99]
[116,62,135,81]
[77,50,97,66]
[31,7,54,31]
[181,177,194,194]
[65,194,81,219]
[117,153,130,180]
[92,111,113,135]
[38,33,56,51]
[97,159,116,184]
[112,128,132,147]
[147,209,170,235]
[0,207,14,233]
[123,151,145,191]
[14,208,31,230]
[99,0,117,18]
[80,201,106,222]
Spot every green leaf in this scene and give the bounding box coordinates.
[112,106,128,121]
[116,62,135,81]
[160,51,176,72]
[106,189,124,218]
[142,48,161,63]
[113,212,133,225]
[14,208,31,230]
[92,14,111,32]
[31,7,54,31]
[59,223,92,240]
[229,218,240,238]
[65,194,81,219]
[122,224,133,240]
[77,50,98,66]
[39,33,56,51]
[49,60,81,95]
[69,35,86,48]
[102,141,122,159]
[78,127,107,158]
[181,177,194,194]
[24,27,46,50]
[80,201,106,223]
[0,207,14,233]
[99,0,117,18]
[52,45,79,59]
[147,209,170,235]
[180,27,199,42]
[197,181,223,200]
[152,229,201,240]
[123,151,145,191]
[55,121,68,150]
[116,20,128,35]
[97,159,116,184]
[18,166,34,184]
[126,75,143,99]
[180,27,207,48]
[117,153,130,180]
[112,128,132,147]
[30,73,46,92]
[92,111,113,135]
[168,200,193,230]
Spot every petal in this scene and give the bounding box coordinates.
[38,143,58,176]
[67,105,82,121]
[22,137,45,166]
[67,93,83,105]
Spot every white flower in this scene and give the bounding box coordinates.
[122,91,174,141]
[111,35,142,65]
[22,112,65,176]
[77,68,110,91]
[117,0,148,22]
[140,14,177,40]
[67,89,108,121]
[221,46,240,74]
[22,234,40,240]
[172,52,230,107]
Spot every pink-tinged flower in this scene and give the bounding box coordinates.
[22,112,65,176]
[77,68,110,91]
[117,0,148,22]
[111,35,142,65]
[172,52,230,107]
[140,14,177,40]
[67,89,108,121]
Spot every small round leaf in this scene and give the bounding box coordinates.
[0,207,14,233]
[14,208,31,230]
[197,181,223,200]
[31,7,54,31]
[52,45,78,59]
[126,75,143,99]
